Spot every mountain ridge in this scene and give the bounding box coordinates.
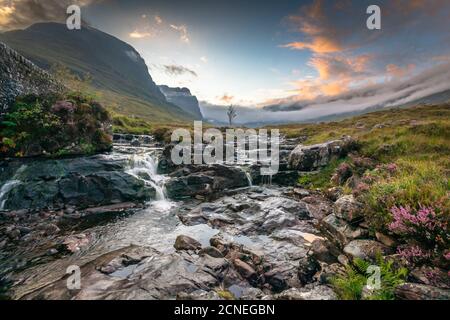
[0,22,195,123]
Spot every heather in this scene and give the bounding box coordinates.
[0,92,112,157]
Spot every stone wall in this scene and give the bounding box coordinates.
[0,41,64,117]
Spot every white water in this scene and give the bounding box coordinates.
[126,153,174,211]
[0,180,20,210]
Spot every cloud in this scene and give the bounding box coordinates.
[163,64,197,77]
[202,62,450,125]
[154,15,162,24]
[386,63,416,79]
[0,0,102,31]
[170,24,189,43]
[129,30,153,39]
[200,56,208,63]
[218,94,234,103]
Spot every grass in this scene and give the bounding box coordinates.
[273,104,450,226]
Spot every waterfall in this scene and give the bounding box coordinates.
[0,180,20,210]
[0,165,27,210]
[126,153,174,211]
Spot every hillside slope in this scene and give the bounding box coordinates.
[0,23,194,124]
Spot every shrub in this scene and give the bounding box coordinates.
[0,93,112,157]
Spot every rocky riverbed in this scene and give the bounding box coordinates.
[0,137,448,300]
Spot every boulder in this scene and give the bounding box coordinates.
[334,195,364,222]
[310,239,339,264]
[288,136,354,171]
[233,259,257,283]
[1,155,155,211]
[199,246,224,258]
[274,285,337,300]
[165,164,249,199]
[174,235,202,251]
[395,283,450,300]
[343,240,392,261]
[319,214,368,247]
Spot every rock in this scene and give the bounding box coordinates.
[334,195,364,222]
[174,235,202,251]
[2,155,155,211]
[375,232,397,247]
[318,263,346,285]
[233,259,257,282]
[297,256,321,285]
[199,246,224,258]
[301,195,333,220]
[319,214,367,247]
[310,239,339,264]
[37,223,60,236]
[61,234,90,253]
[324,187,344,202]
[130,138,141,147]
[343,240,392,261]
[337,254,350,266]
[288,136,354,171]
[395,283,450,300]
[274,285,337,300]
[21,245,220,300]
[166,164,249,199]
[264,268,288,292]
[177,290,222,300]
[0,42,64,117]
[410,266,450,289]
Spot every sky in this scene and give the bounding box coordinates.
[1,0,450,123]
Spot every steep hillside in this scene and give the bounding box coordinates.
[0,23,194,124]
[158,85,203,120]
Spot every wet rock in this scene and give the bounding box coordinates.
[2,155,155,211]
[319,214,367,247]
[199,246,224,258]
[22,245,221,300]
[288,136,355,171]
[334,195,364,222]
[395,283,450,300]
[233,259,257,282]
[61,234,90,253]
[166,164,249,199]
[130,139,141,147]
[174,235,202,251]
[177,290,222,300]
[343,240,391,261]
[274,285,337,300]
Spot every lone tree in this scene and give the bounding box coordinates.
[227,104,237,126]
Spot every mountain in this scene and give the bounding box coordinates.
[0,23,195,123]
[158,85,203,120]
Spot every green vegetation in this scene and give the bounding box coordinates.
[0,92,112,157]
[274,104,450,222]
[332,256,408,300]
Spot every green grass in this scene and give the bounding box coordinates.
[273,104,450,225]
